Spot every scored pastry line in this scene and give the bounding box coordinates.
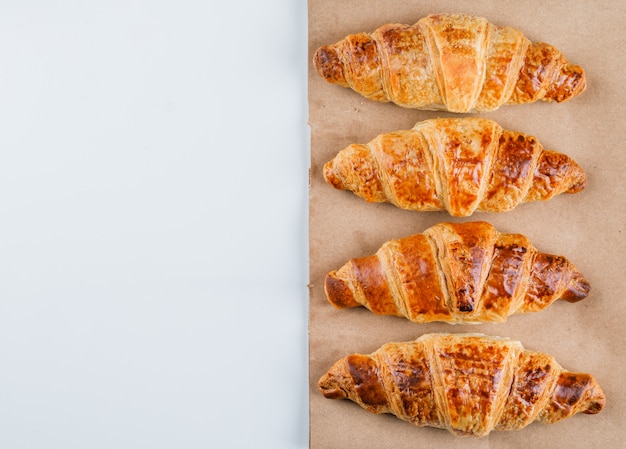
[417,122,450,213]
[481,230,535,320]
[421,22,447,109]
[486,343,523,434]
[512,235,537,315]
[343,259,366,309]
[366,137,396,210]
[472,19,493,112]
[424,335,451,431]
[377,240,409,320]
[370,26,394,105]
[427,223,498,320]
[473,123,501,216]
[519,137,544,206]
[421,16,491,112]
[464,225,497,316]
[374,346,408,421]
[417,120,502,215]
[412,124,445,210]
[513,350,561,428]
[463,228,494,320]
[422,230,454,319]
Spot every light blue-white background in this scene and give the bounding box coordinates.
[0,1,309,448]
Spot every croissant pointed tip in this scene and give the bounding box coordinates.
[562,272,591,303]
[319,359,355,400]
[546,63,587,103]
[566,162,587,193]
[318,371,348,399]
[325,271,359,308]
[313,44,347,86]
[584,386,606,415]
[552,373,606,419]
[322,160,344,189]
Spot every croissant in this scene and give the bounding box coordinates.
[323,117,586,217]
[325,221,589,324]
[319,333,605,437]
[313,13,585,112]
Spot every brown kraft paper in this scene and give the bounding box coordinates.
[308,1,626,447]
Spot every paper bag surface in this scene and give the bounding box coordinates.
[309,1,626,447]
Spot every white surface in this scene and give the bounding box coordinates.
[0,1,309,448]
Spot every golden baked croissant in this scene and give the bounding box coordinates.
[324,117,586,216]
[313,13,585,112]
[319,333,605,437]
[325,221,589,324]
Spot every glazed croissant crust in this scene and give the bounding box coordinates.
[324,117,586,217]
[314,13,585,112]
[325,221,590,324]
[319,333,605,437]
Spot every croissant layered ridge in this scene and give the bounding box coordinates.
[318,333,605,437]
[313,13,585,112]
[324,221,590,324]
[323,117,586,216]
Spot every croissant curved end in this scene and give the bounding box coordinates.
[313,44,348,86]
[583,383,606,415]
[325,272,360,308]
[566,160,587,193]
[318,369,349,399]
[561,271,591,303]
[322,160,345,190]
[546,63,586,103]
[553,373,606,417]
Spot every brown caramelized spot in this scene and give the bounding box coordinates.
[545,63,586,102]
[512,43,558,103]
[546,372,605,419]
[557,374,586,407]
[346,34,378,66]
[313,44,347,85]
[324,272,359,308]
[388,235,450,321]
[525,253,563,307]
[352,255,397,315]
[372,131,442,210]
[378,24,412,56]
[481,131,494,149]
[523,253,590,311]
[526,150,586,201]
[440,24,473,42]
[560,272,591,303]
[435,337,513,434]
[384,343,439,425]
[514,42,586,104]
[451,241,488,313]
[320,384,347,400]
[346,354,388,407]
[487,132,537,201]
[324,144,386,202]
[340,33,386,99]
[497,134,537,185]
[516,363,552,404]
[480,237,529,316]
[497,352,555,430]
[537,152,569,182]
[433,222,497,314]
[322,160,343,189]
